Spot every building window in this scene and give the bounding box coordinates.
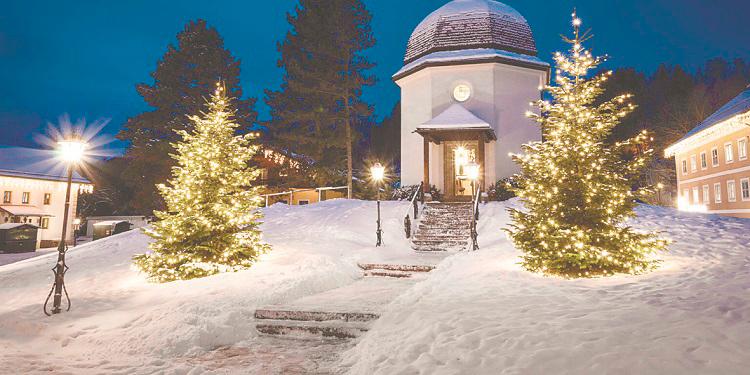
[700,152,707,169]
[692,187,699,204]
[681,160,688,175]
[728,180,737,202]
[741,178,750,201]
[702,185,710,204]
[711,148,719,167]
[690,155,697,172]
[714,183,722,203]
[3,191,11,204]
[739,138,748,160]
[725,143,734,163]
[682,189,689,201]
[298,200,309,205]
[43,193,51,205]
[41,217,49,229]
[21,192,30,204]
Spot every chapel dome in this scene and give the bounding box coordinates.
[404,0,537,64]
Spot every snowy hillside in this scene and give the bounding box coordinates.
[1,198,749,374]
[0,199,412,374]
[343,201,750,374]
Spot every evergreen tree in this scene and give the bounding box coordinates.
[133,84,269,283]
[118,20,257,212]
[266,0,375,191]
[507,14,667,278]
[371,102,401,168]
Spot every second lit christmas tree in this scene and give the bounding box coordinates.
[507,13,668,278]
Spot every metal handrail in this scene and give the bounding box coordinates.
[403,182,424,239]
[470,186,481,251]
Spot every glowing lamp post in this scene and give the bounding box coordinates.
[44,139,87,315]
[371,163,385,247]
[465,162,480,196]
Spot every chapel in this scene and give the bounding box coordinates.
[396,0,549,200]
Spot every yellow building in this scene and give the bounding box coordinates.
[263,187,347,206]
[665,87,750,218]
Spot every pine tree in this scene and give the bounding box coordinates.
[118,20,257,212]
[133,84,270,283]
[266,0,375,190]
[506,14,667,278]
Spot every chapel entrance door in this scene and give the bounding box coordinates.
[443,140,480,201]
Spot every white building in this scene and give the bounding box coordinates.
[396,0,549,200]
[0,146,93,248]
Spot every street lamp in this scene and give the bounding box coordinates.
[465,162,480,196]
[44,138,87,316]
[371,163,385,247]
[73,218,82,247]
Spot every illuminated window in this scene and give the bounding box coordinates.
[41,217,49,229]
[700,152,707,169]
[298,200,309,205]
[2,191,10,204]
[681,160,687,174]
[741,178,750,201]
[739,138,748,160]
[727,180,737,202]
[690,155,697,172]
[725,143,734,163]
[21,192,30,204]
[711,148,719,167]
[43,193,51,205]
[692,187,699,204]
[714,183,722,203]
[702,185,710,204]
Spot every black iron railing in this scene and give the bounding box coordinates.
[470,186,481,251]
[404,182,424,239]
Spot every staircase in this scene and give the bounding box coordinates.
[254,263,436,340]
[411,202,472,252]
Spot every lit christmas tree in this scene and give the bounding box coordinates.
[134,83,270,282]
[507,13,668,278]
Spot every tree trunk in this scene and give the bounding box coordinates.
[345,93,353,199]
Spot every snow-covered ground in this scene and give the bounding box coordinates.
[344,200,750,374]
[2,198,749,374]
[0,199,412,374]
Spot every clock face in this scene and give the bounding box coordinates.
[453,84,471,102]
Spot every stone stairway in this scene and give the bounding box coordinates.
[254,263,436,340]
[411,202,473,252]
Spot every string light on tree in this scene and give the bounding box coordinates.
[505,12,668,278]
[133,82,271,282]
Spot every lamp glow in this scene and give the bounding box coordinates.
[58,140,87,163]
[465,162,480,181]
[371,163,385,182]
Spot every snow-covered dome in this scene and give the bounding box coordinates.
[404,0,538,64]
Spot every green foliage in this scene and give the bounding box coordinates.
[506,17,668,278]
[118,19,256,213]
[265,0,376,188]
[487,178,518,201]
[133,85,270,282]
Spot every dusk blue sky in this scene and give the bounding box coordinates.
[1,0,749,151]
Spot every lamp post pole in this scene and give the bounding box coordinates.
[47,164,74,315]
[376,185,382,247]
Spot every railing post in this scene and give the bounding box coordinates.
[404,215,411,239]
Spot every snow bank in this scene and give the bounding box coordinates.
[0,199,409,374]
[343,200,750,374]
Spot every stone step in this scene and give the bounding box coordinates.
[256,319,370,340]
[254,309,379,323]
[363,270,413,278]
[357,263,436,273]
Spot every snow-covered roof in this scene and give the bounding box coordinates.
[0,146,90,184]
[404,0,537,65]
[418,104,491,130]
[394,48,549,80]
[93,220,129,226]
[0,205,53,217]
[665,86,750,157]
[0,223,38,230]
